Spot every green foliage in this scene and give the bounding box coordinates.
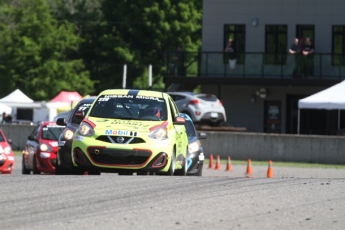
[0,0,202,99]
[0,0,94,100]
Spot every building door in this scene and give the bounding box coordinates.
[286,95,307,134]
[264,101,281,133]
[296,25,315,46]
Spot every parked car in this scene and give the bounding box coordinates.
[22,121,65,174]
[180,113,207,176]
[55,97,96,175]
[0,129,15,174]
[167,91,227,126]
[71,89,189,176]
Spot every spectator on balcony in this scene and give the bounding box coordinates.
[302,37,315,77]
[289,38,302,77]
[224,38,237,76]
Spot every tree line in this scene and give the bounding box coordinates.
[0,0,202,100]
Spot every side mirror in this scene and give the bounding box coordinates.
[198,132,207,139]
[7,139,13,144]
[56,118,66,126]
[173,116,186,125]
[28,135,36,141]
[74,111,85,120]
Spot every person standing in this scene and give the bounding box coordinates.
[289,38,302,77]
[224,38,237,76]
[302,37,315,77]
[1,112,13,124]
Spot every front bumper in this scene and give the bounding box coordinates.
[0,154,14,173]
[37,152,56,173]
[72,138,172,173]
[186,151,204,175]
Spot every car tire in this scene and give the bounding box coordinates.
[164,149,176,176]
[175,155,187,176]
[88,169,101,175]
[32,155,40,175]
[70,166,84,175]
[55,162,69,175]
[118,171,133,175]
[196,163,203,176]
[21,155,30,175]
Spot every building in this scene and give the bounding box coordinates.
[164,0,345,135]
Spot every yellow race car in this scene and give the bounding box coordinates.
[71,89,188,175]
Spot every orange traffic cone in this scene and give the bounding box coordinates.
[246,159,253,177]
[208,154,214,169]
[214,155,221,170]
[225,156,233,172]
[267,160,273,178]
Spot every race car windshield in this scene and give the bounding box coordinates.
[89,95,168,121]
[41,126,66,140]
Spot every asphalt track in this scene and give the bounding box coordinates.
[1,156,345,230]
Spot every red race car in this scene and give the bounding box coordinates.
[0,129,15,174]
[22,121,65,174]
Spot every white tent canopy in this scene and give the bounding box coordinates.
[0,103,12,114]
[0,89,34,103]
[297,80,345,134]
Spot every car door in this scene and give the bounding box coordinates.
[168,97,185,157]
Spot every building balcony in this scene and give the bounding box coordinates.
[163,52,345,89]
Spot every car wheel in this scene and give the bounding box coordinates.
[164,149,176,176]
[175,155,187,176]
[88,169,101,175]
[55,162,69,175]
[70,166,84,175]
[32,155,40,175]
[21,155,30,175]
[118,171,133,175]
[196,163,203,176]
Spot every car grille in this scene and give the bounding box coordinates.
[88,148,151,165]
[96,135,145,144]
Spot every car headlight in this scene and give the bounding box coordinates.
[3,146,12,154]
[63,129,74,140]
[78,122,95,136]
[40,143,53,152]
[188,140,200,153]
[148,126,168,140]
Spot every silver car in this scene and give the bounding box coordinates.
[167,92,227,126]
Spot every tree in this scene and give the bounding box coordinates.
[99,0,202,91]
[0,0,94,100]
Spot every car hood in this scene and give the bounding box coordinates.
[88,117,169,134]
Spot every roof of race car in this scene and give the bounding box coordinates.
[99,89,166,98]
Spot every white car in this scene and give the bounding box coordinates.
[167,92,227,126]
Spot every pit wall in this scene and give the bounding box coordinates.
[199,131,345,164]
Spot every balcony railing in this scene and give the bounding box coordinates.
[164,51,345,80]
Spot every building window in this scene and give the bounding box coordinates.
[265,25,287,64]
[332,26,345,66]
[224,24,245,64]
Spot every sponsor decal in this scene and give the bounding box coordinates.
[50,141,58,147]
[98,94,163,102]
[8,156,14,161]
[74,136,84,141]
[58,141,66,147]
[198,154,205,161]
[104,130,138,136]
